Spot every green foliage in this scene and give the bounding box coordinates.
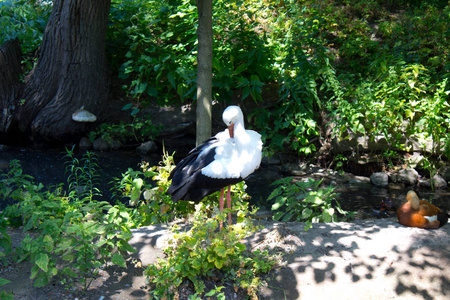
[112,0,276,105]
[0,0,51,70]
[0,156,136,290]
[0,227,13,298]
[3,0,450,162]
[0,227,12,264]
[332,64,450,157]
[111,151,186,225]
[145,202,275,299]
[114,0,198,104]
[251,0,342,156]
[270,177,354,231]
[64,146,101,201]
[88,114,160,144]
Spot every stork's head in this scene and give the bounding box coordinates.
[222,106,243,138]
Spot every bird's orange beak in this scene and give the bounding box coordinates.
[228,124,234,138]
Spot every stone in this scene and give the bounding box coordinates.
[93,137,120,151]
[370,172,389,188]
[79,137,92,149]
[419,174,448,189]
[136,141,157,154]
[405,152,424,168]
[93,137,110,151]
[390,168,419,186]
[438,165,450,182]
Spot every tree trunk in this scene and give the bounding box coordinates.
[195,0,213,145]
[0,39,23,138]
[16,0,111,143]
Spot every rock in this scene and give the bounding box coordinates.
[438,165,450,182]
[406,135,445,153]
[93,138,109,151]
[405,152,424,168]
[79,137,92,149]
[390,168,419,186]
[348,176,371,185]
[370,172,388,188]
[93,137,120,151]
[0,144,8,151]
[419,174,448,189]
[136,141,158,154]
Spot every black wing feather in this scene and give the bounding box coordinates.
[168,137,230,202]
[167,137,245,202]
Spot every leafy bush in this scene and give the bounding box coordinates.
[113,0,276,105]
[145,202,275,299]
[251,1,343,156]
[270,177,354,231]
[0,0,51,70]
[331,64,450,157]
[111,151,186,225]
[0,155,136,290]
[0,227,13,299]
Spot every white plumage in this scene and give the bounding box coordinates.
[167,105,262,227]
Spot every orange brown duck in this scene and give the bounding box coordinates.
[397,190,448,229]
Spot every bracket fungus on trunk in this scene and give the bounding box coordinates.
[72,106,97,123]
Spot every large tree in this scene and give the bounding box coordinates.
[0,0,111,144]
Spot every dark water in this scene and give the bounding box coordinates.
[1,146,449,216]
[0,146,155,208]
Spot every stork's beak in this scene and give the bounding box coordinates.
[228,124,234,138]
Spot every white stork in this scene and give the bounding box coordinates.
[167,105,262,228]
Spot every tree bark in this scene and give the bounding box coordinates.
[0,39,23,138]
[16,0,111,143]
[195,0,213,145]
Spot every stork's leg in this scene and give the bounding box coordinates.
[219,187,225,230]
[226,185,232,225]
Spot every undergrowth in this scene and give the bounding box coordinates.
[0,150,136,291]
[270,177,355,231]
[145,202,277,300]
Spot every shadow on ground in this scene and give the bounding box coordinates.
[247,219,450,300]
[2,220,449,299]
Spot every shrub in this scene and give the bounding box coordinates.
[145,201,275,299]
[270,177,354,231]
[0,154,136,290]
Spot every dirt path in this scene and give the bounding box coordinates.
[1,219,449,299]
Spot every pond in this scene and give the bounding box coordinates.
[1,146,449,218]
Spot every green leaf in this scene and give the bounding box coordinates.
[235,242,246,252]
[267,188,281,200]
[302,208,313,220]
[0,277,11,287]
[62,254,75,262]
[122,103,133,111]
[112,253,126,268]
[233,63,248,75]
[119,240,136,253]
[271,196,286,210]
[273,211,285,221]
[35,253,49,272]
[214,259,224,269]
[62,266,78,278]
[242,87,250,100]
[33,272,49,288]
[214,245,227,258]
